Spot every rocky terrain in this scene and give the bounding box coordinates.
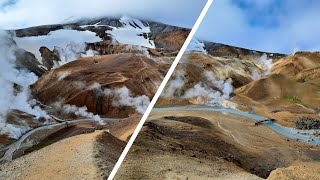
[114,40,320,179]
[0,15,191,179]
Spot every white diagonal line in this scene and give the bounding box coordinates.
[107,1,213,179]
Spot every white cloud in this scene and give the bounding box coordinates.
[0,0,207,29]
[196,0,320,53]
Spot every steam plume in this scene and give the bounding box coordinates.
[51,101,101,121]
[251,53,273,79]
[161,69,185,98]
[161,68,234,105]
[89,83,150,114]
[107,87,150,114]
[0,31,49,138]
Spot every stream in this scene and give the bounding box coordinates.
[152,106,320,146]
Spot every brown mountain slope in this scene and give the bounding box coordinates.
[231,51,320,127]
[183,52,259,87]
[151,29,190,52]
[235,74,320,109]
[233,74,320,127]
[31,53,167,117]
[272,51,320,76]
[295,66,320,83]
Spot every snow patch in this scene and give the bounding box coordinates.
[13,29,102,64]
[80,21,107,28]
[107,15,155,48]
[186,38,207,54]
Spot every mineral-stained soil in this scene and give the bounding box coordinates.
[31,53,167,118]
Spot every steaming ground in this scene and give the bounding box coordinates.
[0,15,191,179]
[158,50,320,128]
[160,50,272,107]
[0,31,49,138]
[0,14,188,140]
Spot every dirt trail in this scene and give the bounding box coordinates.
[0,115,140,180]
[0,130,105,180]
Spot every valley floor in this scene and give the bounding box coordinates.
[115,109,320,179]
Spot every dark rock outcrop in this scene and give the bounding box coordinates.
[204,41,286,60]
[15,48,46,76]
[295,117,320,130]
[39,46,60,70]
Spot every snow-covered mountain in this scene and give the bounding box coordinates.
[8,15,190,74]
[0,15,191,155]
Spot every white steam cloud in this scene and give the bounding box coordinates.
[183,71,233,104]
[125,44,152,58]
[251,53,273,79]
[89,84,150,114]
[161,68,234,105]
[54,42,85,66]
[161,69,185,98]
[203,71,233,97]
[0,31,49,138]
[106,87,150,114]
[51,101,101,121]
[81,49,99,58]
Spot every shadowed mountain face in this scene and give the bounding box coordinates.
[203,41,286,61]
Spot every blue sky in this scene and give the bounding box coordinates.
[0,0,207,29]
[196,0,320,54]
